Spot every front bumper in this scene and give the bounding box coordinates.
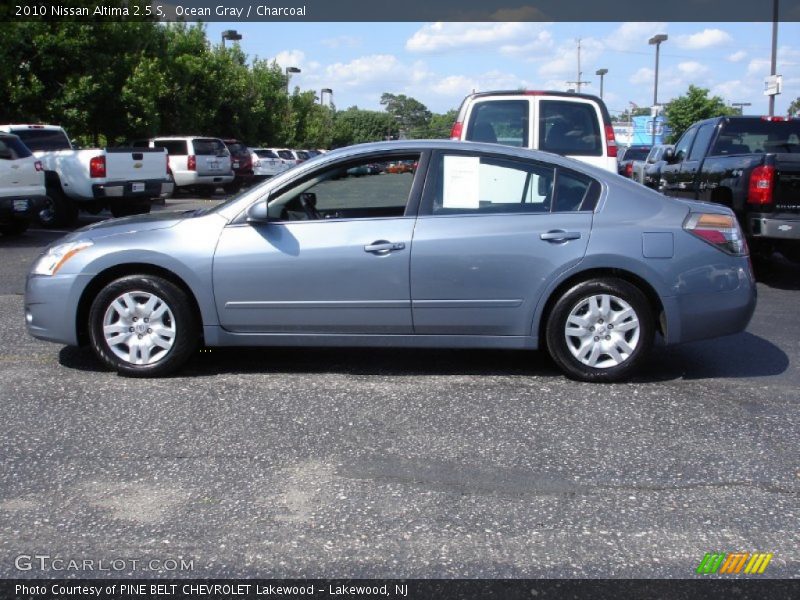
[25,272,91,346]
[91,179,172,200]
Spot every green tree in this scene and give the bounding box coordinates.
[664,85,736,143]
[333,107,398,146]
[788,97,800,117]
[424,109,459,138]
[380,93,432,138]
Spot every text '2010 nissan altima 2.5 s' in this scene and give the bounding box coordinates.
[25,141,756,382]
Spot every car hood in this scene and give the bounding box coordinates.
[70,210,192,241]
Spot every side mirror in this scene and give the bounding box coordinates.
[246,199,270,222]
[663,147,675,162]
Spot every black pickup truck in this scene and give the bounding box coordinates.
[660,116,800,261]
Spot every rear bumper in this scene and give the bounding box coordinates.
[0,194,48,221]
[91,179,172,200]
[173,172,235,188]
[748,214,800,240]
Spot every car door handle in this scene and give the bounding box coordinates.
[364,241,405,254]
[540,230,581,242]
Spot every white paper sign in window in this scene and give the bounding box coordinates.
[442,155,480,209]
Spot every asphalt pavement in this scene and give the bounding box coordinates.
[0,197,798,578]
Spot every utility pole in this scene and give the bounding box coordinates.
[769,0,779,116]
[566,39,590,92]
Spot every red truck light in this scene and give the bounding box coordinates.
[450,122,463,140]
[625,162,634,178]
[187,155,196,171]
[34,160,43,172]
[89,155,106,178]
[605,125,617,158]
[747,165,775,205]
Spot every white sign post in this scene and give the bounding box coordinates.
[764,74,783,96]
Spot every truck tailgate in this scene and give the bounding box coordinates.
[774,153,800,212]
[105,147,167,181]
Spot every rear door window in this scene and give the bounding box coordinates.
[538,100,602,156]
[154,140,188,155]
[193,138,228,156]
[466,100,529,147]
[689,124,716,161]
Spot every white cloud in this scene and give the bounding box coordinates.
[537,37,604,79]
[747,58,771,76]
[674,28,732,50]
[677,61,711,77]
[499,31,554,59]
[274,50,306,70]
[324,54,411,88]
[406,22,542,53]
[630,67,654,85]
[320,35,361,49]
[604,22,668,50]
[728,50,747,63]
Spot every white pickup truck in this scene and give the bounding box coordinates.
[0,124,174,227]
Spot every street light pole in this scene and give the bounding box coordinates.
[649,34,668,147]
[320,88,333,106]
[769,0,779,116]
[285,66,301,94]
[221,29,242,48]
[732,102,752,115]
[596,68,608,100]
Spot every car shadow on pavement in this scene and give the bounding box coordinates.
[753,253,800,291]
[635,331,789,382]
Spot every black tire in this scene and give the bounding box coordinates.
[0,219,29,236]
[779,243,800,265]
[110,202,151,218]
[223,181,242,194]
[88,275,199,377]
[40,186,78,228]
[545,278,655,383]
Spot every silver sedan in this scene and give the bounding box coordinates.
[25,140,756,382]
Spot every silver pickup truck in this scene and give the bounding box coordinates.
[0,124,174,227]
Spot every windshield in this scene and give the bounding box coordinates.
[623,147,650,161]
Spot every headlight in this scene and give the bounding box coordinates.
[32,241,93,276]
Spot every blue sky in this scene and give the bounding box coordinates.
[205,22,800,117]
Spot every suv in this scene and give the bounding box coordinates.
[222,139,253,193]
[0,133,47,235]
[451,91,618,172]
[133,137,233,197]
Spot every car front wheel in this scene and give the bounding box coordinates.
[88,275,198,377]
[546,278,654,382]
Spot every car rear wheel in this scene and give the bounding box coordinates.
[0,220,29,236]
[546,278,654,382]
[40,187,78,228]
[88,275,198,377]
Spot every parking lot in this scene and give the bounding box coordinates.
[0,195,798,578]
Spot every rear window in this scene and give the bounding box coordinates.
[296,151,310,160]
[154,140,189,155]
[255,149,279,159]
[466,100,528,147]
[712,119,800,155]
[538,100,602,157]
[0,135,33,159]
[622,147,650,161]
[11,128,71,152]
[278,150,295,160]
[225,141,248,156]
[193,138,228,156]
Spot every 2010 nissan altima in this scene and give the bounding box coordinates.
[25,140,756,382]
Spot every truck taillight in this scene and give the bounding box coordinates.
[89,155,106,178]
[684,212,748,256]
[34,160,43,172]
[187,155,196,171]
[450,122,463,140]
[748,165,775,205]
[605,124,617,158]
[625,162,633,178]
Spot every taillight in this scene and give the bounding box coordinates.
[89,155,106,178]
[684,212,748,256]
[165,153,170,176]
[748,165,774,205]
[34,160,43,172]
[450,122,463,140]
[605,124,617,158]
[187,155,196,171]
[625,162,633,177]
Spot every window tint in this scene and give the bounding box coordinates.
[689,124,715,161]
[673,127,697,161]
[269,155,419,221]
[553,171,593,212]
[193,138,228,156]
[622,147,650,161]
[154,140,188,155]
[278,150,295,160]
[255,149,279,159]
[466,100,528,147]
[538,100,602,156]
[0,136,32,159]
[711,119,800,154]
[295,151,310,160]
[12,129,71,152]
[225,142,248,156]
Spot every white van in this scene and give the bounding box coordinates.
[451,91,618,172]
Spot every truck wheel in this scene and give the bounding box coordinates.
[780,244,800,264]
[40,187,78,228]
[0,220,29,236]
[88,275,199,377]
[545,278,655,383]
